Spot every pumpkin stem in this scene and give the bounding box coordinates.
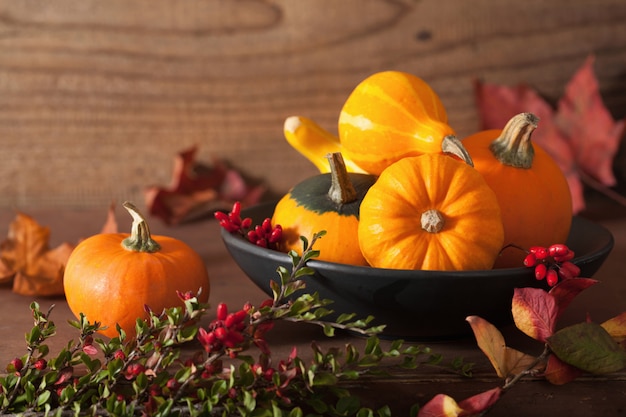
[489,112,538,169]
[326,152,357,205]
[121,201,162,253]
[421,209,445,233]
[442,135,474,167]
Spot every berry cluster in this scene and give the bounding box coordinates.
[215,201,282,249]
[522,243,581,286]
[197,302,249,355]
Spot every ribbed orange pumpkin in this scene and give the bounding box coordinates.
[338,70,456,176]
[358,152,505,271]
[272,153,376,266]
[63,202,210,338]
[462,113,573,268]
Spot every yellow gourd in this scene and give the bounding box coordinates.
[338,70,456,175]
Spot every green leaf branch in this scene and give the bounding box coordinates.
[0,231,468,417]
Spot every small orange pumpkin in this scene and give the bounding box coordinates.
[462,112,573,268]
[63,202,210,338]
[338,70,456,176]
[358,150,504,271]
[271,153,376,265]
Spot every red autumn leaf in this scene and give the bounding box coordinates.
[511,287,558,342]
[543,352,583,385]
[466,315,537,378]
[144,145,266,225]
[555,55,625,187]
[548,277,598,319]
[417,394,463,417]
[474,54,625,214]
[457,387,502,416]
[418,388,503,417]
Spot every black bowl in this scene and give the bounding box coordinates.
[221,201,614,340]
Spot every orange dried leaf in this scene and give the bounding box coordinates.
[512,287,558,342]
[12,242,74,296]
[0,213,74,296]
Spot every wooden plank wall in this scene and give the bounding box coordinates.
[0,0,625,209]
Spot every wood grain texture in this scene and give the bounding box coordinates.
[0,0,625,208]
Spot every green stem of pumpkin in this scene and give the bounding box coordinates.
[489,112,538,169]
[121,201,162,253]
[326,152,357,204]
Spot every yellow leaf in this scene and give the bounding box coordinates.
[466,315,537,378]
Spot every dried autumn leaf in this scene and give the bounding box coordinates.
[417,393,463,417]
[548,322,626,374]
[511,287,558,342]
[466,315,537,378]
[474,54,625,213]
[99,201,119,234]
[457,387,502,416]
[555,55,625,186]
[418,388,502,417]
[0,213,73,296]
[548,277,598,319]
[0,205,117,297]
[543,353,583,385]
[601,312,626,348]
[145,145,266,225]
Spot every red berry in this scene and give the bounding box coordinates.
[214,211,229,222]
[534,263,547,280]
[216,303,228,321]
[529,246,549,260]
[166,378,179,390]
[553,250,575,262]
[8,358,23,372]
[558,261,581,280]
[546,269,559,286]
[548,244,570,258]
[523,252,537,267]
[214,327,228,341]
[241,217,253,229]
[269,227,282,243]
[262,218,273,232]
[231,202,241,218]
[34,359,47,371]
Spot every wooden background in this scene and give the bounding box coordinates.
[0,0,625,209]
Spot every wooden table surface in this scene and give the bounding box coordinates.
[1,195,626,416]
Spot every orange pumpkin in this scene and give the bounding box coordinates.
[272,153,376,265]
[462,113,573,268]
[338,70,456,175]
[63,202,210,338]
[358,152,504,271]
